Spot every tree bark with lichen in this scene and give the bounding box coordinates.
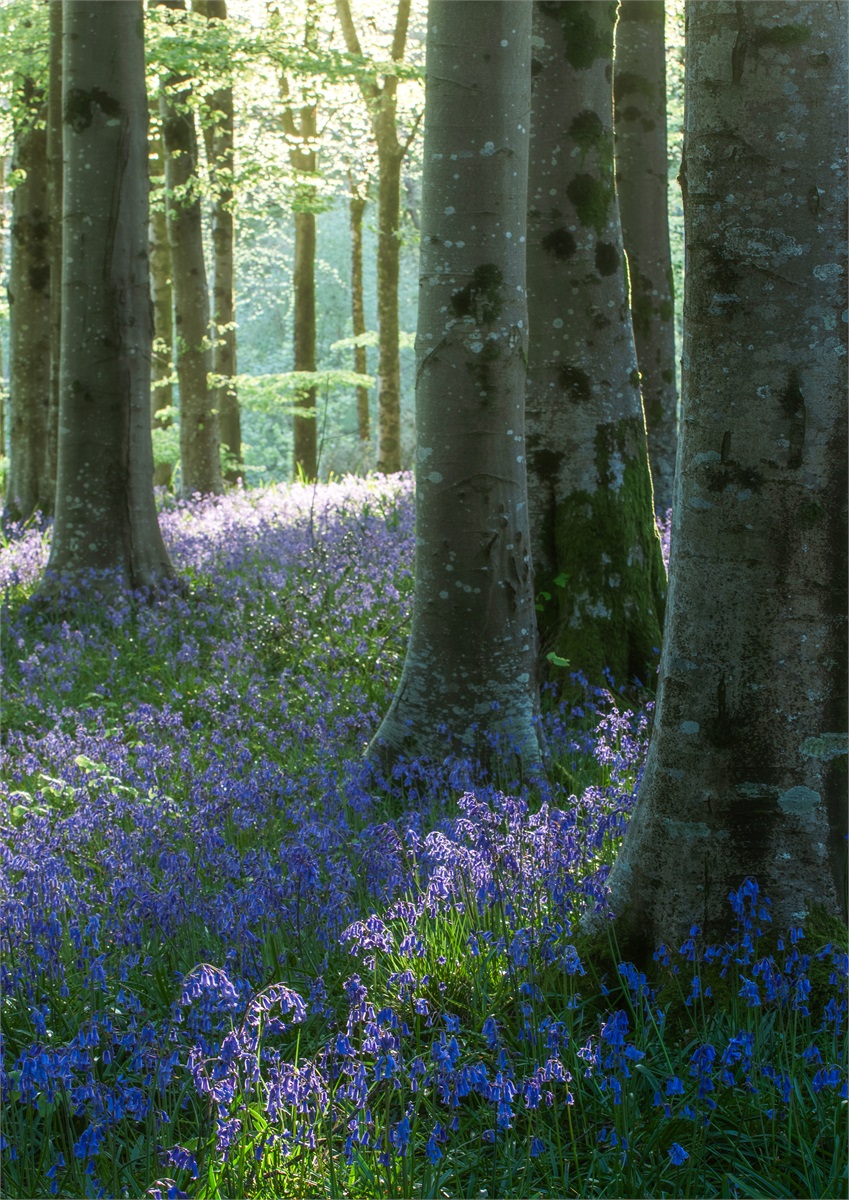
[368,0,542,773]
[614,0,678,516]
[525,0,666,690]
[592,0,848,956]
[40,0,174,593]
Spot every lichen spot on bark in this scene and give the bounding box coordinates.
[541,228,577,261]
[64,87,122,132]
[569,109,605,158]
[566,173,613,236]
[538,1,616,71]
[754,23,812,49]
[558,362,592,403]
[450,264,504,324]
[595,241,619,276]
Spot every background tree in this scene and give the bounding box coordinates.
[276,0,320,481]
[157,0,223,496]
[614,0,678,515]
[348,170,371,444]
[596,0,848,955]
[42,0,174,591]
[148,115,176,488]
[195,0,242,483]
[335,0,416,474]
[369,0,541,770]
[45,0,61,498]
[525,0,666,689]
[5,72,52,521]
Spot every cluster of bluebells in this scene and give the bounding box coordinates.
[1,484,845,1196]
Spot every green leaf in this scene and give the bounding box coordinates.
[546,651,570,668]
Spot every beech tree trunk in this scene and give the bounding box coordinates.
[158,0,222,496]
[0,156,6,465]
[525,0,666,689]
[280,1,318,482]
[336,0,412,474]
[195,0,242,483]
[5,77,52,522]
[614,0,678,515]
[41,0,174,592]
[596,0,848,956]
[46,0,63,501]
[369,0,541,771]
[149,119,175,489]
[349,183,370,444]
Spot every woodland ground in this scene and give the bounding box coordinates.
[0,476,846,1199]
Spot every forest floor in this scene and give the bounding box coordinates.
[1,476,846,1199]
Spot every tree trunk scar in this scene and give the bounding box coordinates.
[781,369,806,469]
[731,2,750,86]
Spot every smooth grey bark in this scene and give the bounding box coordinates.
[595,0,848,955]
[158,0,223,496]
[149,119,175,489]
[369,0,542,772]
[525,0,666,689]
[194,0,242,483]
[41,0,174,592]
[46,0,62,501]
[336,0,412,474]
[5,77,52,522]
[614,0,678,516]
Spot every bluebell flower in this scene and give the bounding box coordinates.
[668,1141,689,1165]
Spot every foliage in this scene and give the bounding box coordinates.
[1,480,845,1199]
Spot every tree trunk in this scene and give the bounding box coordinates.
[525,0,666,690]
[596,0,848,957]
[5,77,52,522]
[46,0,62,502]
[0,156,6,465]
[41,0,174,592]
[374,126,403,473]
[194,0,242,484]
[149,119,175,489]
[349,184,370,444]
[369,0,541,772]
[292,207,317,479]
[614,0,678,516]
[335,0,413,475]
[158,0,222,496]
[280,1,318,482]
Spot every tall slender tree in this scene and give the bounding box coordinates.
[149,115,176,489]
[5,74,52,521]
[277,0,319,481]
[45,0,62,500]
[0,155,6,467]
[335,0,417,474]
[525,0,666,689]
[594,0,848,955]
[348,172,371,445]
[194,0,242,483]
[614,0,678,515]
[157,0,223,496]
[369,0,541,771]
[41,0,174,592]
